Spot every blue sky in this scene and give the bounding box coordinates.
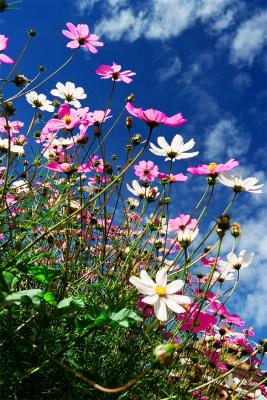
[1,0,267,346]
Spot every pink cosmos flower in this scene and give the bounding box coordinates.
[187,159,239,175]
[125,102,187,128]
[87,109,112,126]
[81,155,104,174]
[0,118,24,137]
[45,104,81,131]
[168,214,197,232]
[96,62,136,83]
[201,256,223,271]
[134,160,159,182]
[158,172,187,183]
[62,23,103,53]
[0,35,14,64]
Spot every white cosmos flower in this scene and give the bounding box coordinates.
[11,179,30,194]
[149,134,199,161]
[177,228,199,246]
[212,270,235,283]
[224,374,247,393]
[221,250,254,272]
[0,138,25,155]
[129,269,191,321]
[218,174,263,193]
[26,91,54,112]
[50,81,87,108]
[126,180,159,201]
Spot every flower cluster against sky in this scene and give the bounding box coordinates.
[1,0,266,343]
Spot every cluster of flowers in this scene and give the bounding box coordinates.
[0,21,266,400]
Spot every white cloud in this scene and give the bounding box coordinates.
[82,0,239,42]
[157,56,182,82]
[230,11,267,65]
[234,208,267,328]
[76,0,100,14]
[204,118,250,160]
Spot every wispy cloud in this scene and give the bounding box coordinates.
[230,11,267,65]
[203,118,250,160]
[77,0,238,42]
[156,56,182,82]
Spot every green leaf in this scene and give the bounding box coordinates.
[43,291,57,307]
[4,289,43,306]
[27,265,59,284]
[58,297,85,310]
[0,271,19,292]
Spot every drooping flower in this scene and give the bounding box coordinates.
[218,174,263,193]
[187,159,239,175]
[134,160,159,182]
[125,102,187,128]
[220,250,254,272]
[212,270,235,283]
[26,91,55,112]
[169,214,197,232]
[62,22,103,53]
[209,302,245,327]
[0,34,14,64]
[129,269,191,321]
[96,62,136,83]
[149,135,198,161]
[50,81,87,108]
[157,172,187,183]
[126,180,159,201]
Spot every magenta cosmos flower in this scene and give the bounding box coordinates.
[62,23,103,53]
[96,62,136,83]
[134,160,159,182]
[187,159,239,175]
[178,308,217,334]
[0,35,14,64]
[125,102,187,128]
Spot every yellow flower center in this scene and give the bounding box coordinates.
[208,162,217,171]
[155,285,166,297]
[63,115,72,125]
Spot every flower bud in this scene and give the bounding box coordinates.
[39,65,45,72]
[152,343,177,365]
[216,214,231,237]
[11,74,30,88]
[131,133,142,146]
[231,222,242,238]
[2,101,16,117]
[126,116,132,129]
[125,144,132,152]
[28,29,37,37]
[53,99,61,108]
[126,93,135,103]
